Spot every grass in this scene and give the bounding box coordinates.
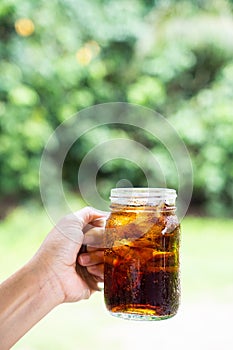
[0,203,233,350]
[181,217,233,300]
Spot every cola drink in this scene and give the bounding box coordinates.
[104,188,180,321]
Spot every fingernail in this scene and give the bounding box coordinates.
[78,254,90,265]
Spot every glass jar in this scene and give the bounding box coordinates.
[104,188,180,321]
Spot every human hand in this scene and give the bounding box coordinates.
[33,207,107,304]
[76,217,106,292]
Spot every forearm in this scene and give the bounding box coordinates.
[0,260,63,350]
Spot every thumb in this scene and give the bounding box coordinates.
[55,207,108,244]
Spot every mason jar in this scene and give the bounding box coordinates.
[104,188,180,321]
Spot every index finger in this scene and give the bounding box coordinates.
[83,226,105,248]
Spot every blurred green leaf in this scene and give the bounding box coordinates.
[9,84,38,106]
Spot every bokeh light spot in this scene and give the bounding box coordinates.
[76,41,100,66]
[15,18,35,37]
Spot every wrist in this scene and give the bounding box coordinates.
[28,255,65,306]
[0,258,64,349]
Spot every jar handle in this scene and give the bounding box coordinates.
[75,244,101,291]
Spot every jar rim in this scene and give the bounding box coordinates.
[110,187,177,206]
[111,187,176,197]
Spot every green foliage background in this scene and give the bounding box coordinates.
[0,0,233,216]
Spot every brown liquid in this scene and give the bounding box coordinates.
[104,207,180,319]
